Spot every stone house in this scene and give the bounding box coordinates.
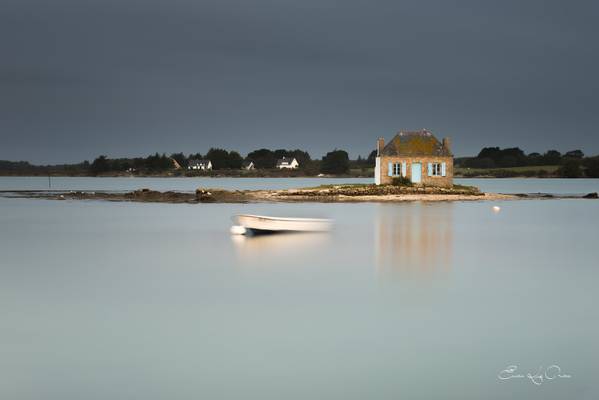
[374,130,453,187]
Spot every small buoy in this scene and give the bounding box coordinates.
[230,225,247,235]
[492,206,501,213]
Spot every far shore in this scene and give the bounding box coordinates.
[0,172,595,179]
[1,171,596,179]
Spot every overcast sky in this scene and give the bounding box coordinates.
[1,0,598,164]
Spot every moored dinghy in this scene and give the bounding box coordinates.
[232,214,332,235]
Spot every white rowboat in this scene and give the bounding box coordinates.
[233,214,332,234]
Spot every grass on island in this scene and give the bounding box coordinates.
[452,183,480,192]
[301,183,374,190]
[298,182,480,193]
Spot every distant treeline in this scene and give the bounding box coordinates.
[456,147,599,178]
[0,160,90,176]
[4,145,598,178]
[0,148,377,177]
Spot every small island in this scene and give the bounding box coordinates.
[4,184,597,204]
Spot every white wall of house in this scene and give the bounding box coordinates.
[374,157,381,185]
[277,158,299,169]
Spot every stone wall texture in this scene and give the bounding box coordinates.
[378,156,453,187]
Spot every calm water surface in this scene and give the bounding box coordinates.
[1,178,598,400]
[0,176,371,192]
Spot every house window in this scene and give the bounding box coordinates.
[431,163,442,176]
[393,163,401,176]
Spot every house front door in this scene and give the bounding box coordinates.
[411,163,422,183]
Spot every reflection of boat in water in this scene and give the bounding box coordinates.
[231,231,331,265]
[232,231,329,252]
[232,214,332,235]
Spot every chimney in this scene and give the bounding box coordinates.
[442,137,451,152]
[377,137,385,156]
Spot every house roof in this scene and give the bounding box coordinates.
[381,130,451,157]
[276,157,297,166]
[188,159,211,166]
[242,160,254,167]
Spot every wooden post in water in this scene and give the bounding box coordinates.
[48,174,51,189]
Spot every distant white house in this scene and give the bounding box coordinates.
[242,160,255,170]
[276,157,299,169]
[188,159,212,170]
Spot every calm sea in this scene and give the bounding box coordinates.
[1,177,598,400]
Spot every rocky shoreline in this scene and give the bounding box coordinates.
[2,185,597,204]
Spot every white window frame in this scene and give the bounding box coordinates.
[393,163,402,176]
[431,163,442,176]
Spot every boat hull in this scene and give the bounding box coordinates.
[234,214,332,233]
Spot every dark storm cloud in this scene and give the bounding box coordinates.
[1,0,598,163]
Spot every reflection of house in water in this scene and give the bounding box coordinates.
[375,203,453,279]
